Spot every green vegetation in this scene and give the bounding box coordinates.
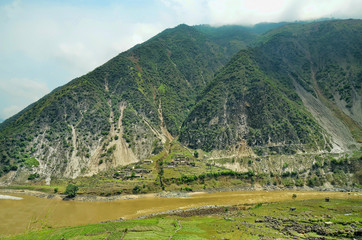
[0,23,262,179]
[180,19,362,152]
[2,148,360,196]
[64,184,79,198]
[4,198,361,239]
[180,50,327,152]
[24,157,39,168]
[254,19,362,143]
[27,173,40,180]
[0,20,361,193]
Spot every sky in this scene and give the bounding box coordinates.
[0,0,361,120]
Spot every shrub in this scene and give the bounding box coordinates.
[254,203,263,209]
[24,157,39,168]
[106,145,116,156]
[282,171,291,177]
[10,165,18,171]
[28,173,40,180]
[132,185,141,194]
[151,140,163,154]
[64,184,79,198]
[295,179,304,187]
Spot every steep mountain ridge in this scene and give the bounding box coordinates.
[0,24,257,181]
[179,50,329,154]
[180,20,361,155]
[0,20,360,185]
[253,20,362,146]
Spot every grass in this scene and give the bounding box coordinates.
[4,218,178,240]
[4,198,361,239]
[163,161,223,179]
[2,184,65,194]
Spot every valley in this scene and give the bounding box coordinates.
[1,20,361,185]
[0,18,361,239]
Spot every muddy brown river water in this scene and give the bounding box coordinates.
[0,190,360,236]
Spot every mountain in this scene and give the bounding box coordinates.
[180,20,362,154]
[0,20,361,186]
[0,24,263,181]
[257,20,362,145]
[179,50,328,154]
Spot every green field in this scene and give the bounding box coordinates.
[4,198,361,239]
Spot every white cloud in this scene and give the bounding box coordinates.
[0,78,49,119]
[207,0,290,25]
[162,0,362,26]
[2,105,22,119]
[161,0,209,24]
[0,78,49,101]
[0,1,169,78]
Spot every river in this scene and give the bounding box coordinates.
[0,190,360,236]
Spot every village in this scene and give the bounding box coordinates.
[112,154,199,180]
[163,154,197,168]
[113,163,152,180]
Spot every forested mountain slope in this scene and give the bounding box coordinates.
[180,20,362,154]
[0,20,360,185]
[254,20,362,146]
[0,24,259,181]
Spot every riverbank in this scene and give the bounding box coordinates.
[2,198,361,239]
[0,188,158,201]
[0,188,195,201]
[0,189,360,236]
[1,185,361,202]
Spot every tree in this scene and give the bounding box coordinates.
[132,185,141,194]
[65,184,79,198]
[193,151,199,158]
[10,165,18,171]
